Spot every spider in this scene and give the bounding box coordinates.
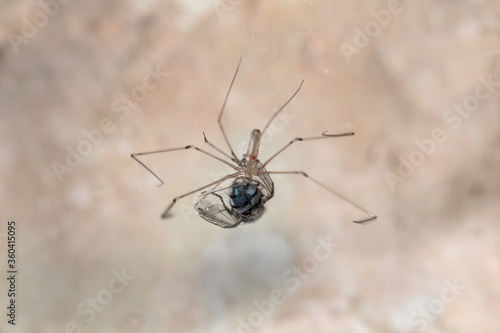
[131,58,377,228]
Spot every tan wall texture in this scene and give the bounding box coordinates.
[0,0,499,332]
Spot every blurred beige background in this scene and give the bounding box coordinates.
[1,0,499,332]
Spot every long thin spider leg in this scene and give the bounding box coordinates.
[261,131,354,169]
[202,132,238,163]
[218,57,242,161]
[131,145,239,186]
[265,171,377,223]
[200,183,235,197]
[161,172,240,218]
[261,79,304,136]
[131,154,165,186]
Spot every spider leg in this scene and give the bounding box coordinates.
[217,57,242,162]
[202,132,238,163]
[261,131,354,168]
[265,171,376,224]
[200,183,236,196]
[261,79,304,136]
[161,172,240,219]
[131,145,239,186]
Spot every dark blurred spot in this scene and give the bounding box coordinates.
[468,183,484,197]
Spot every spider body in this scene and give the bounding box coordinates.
[131,58,377,228]
[193,130,275,228]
